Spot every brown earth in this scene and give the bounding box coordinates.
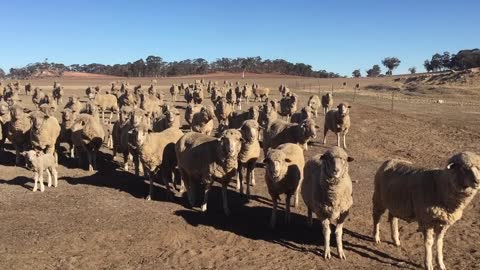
[1,75,480,270]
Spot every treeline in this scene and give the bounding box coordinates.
[424,49,480,72]
[5,56,340,79]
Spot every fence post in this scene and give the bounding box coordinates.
[391,90,395,111]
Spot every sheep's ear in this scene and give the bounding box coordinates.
[347,157,354,162]
[348,105,352,108]
[315,125,320,129]
[147,129,153,134]
[447,163,456,169]
[320,154,327,160]
[285,158,292,163]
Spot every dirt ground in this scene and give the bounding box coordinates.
[1,74,480,270]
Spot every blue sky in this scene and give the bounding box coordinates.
[1,0,478,76]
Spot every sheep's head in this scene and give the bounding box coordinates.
[163,105,179,123]
[131,108,149,128]
[337,103,351,116]
[39,104,56,116]
[0,101,9,116]
[218,129,242,159]
[446,151,480,190]
[10,105,26,120]
[62,108,77,122]
[22,150,39,167]
[320,146,354,180]
[240,120,260,143]
[200,106,215,122]
[248,106,260,121]
[299,118,317,140]
[300,107,313,120]
[132,124,151,147]
[30,111,49,131]
[264,149,290,180]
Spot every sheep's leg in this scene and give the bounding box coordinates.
[388,213,401,246]
[52,168,58,187]
[322,128,328,145]
[293,184,301,208]
[246,162,254,200]
[134,154,140,176]
[251,168,256,186]
[322,219,331,259]
[435,225,449,270]
[123,153,129,171]
[201,180,213,213]
[221,182,230,216]
[372,193,386,244]
[236,163,243,193]
[69,144,75,158]
[46,168,52,187]
[39,170,45,192]
[285,194,292,225]
[33,172,39,192]
[335,223,346,260]
[146,171,153,201]
[336,133,341,148]
[342,131,348,149]
[87,151,94,172]
[270,197,278,229]
[307,208,313,227]
[423,227,435,270]
[15,146,20,166]
[92,149,98,170]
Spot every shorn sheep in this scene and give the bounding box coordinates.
[8,105,32,165]
[307,95,321,117]
[252,84,269,102]
[133,124,184,200]
[279,94,298,120]
[71,109,105,171]
[237,120,261,198]
[321,93,333,115]
[323,103,351,149]
[23,150,58,192]
[263,118,317,154]
[175,129,243,216]
[29,107,61,163]
[264,143,304,228]
[372,152,480,270]
[302,147,354,260]
[191,105,215,136]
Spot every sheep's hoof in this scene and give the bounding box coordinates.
[145,195,151,201]
[201,204,207,212]
[393,240,401,247]
[324,249,331,260]
[339,251,347,260]
[223,208,231,216]
[374,237,381,244]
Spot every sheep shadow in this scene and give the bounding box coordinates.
[175,188,418,267]
[0,150,19,166]
[0,176,32,191]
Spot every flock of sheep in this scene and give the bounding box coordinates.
[1,79,479,270]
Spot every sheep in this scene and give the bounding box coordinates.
[22,150,58,192]
[191,105,215,136]
[263,118,317,155]
[60,108,78,158]
[64,96,84,113]
[321,93,333,115]
[140,92,162,118]
[126,108,150,175]
[184,104,200,127]
[29,106,61,163]
[110,82,120,97]
[210,86,223,105]
[278,84,291,97]
[52,85,64,105]
[372,152,480,270]
[252,84,270,102]
[71,109,105,171]
[307,95,321,117]
[7,105,32,165]
[279,94,298,120]
[147,84,163,101]
[0,100,11,150]
[302,147,354,260]
[192,88,204,105]
[184,88,193,104]
[87,87,119,124]
[237,120,261,198]
[175,129,243,216]
[32,88,46,108]
[170,84,179,101]
[228,106,260,129]
[290,106,313,125]
[225,88,235,105]
[264,143,304,228]
[241,84,252,105]
[132,124,184,200]
[118,88,136,108]
[258,99,279,128]
[234,85,242,110]
[111,105,132,160]
[152,105,180,132]
[25,83,32,95]
[323,103,351,149]
[214,97,232,132]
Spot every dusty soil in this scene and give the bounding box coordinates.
[1,75,480,270]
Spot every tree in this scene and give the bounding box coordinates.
[450,49,480,70]
[381,57,401,75]
[424,60,433,72]
[0,68,5,78]
[408,67,416,74]
[366,64,381,77]
[441,52,451,70]
[145,55,163,77]
[430,53,443,72]
[352,69,361,78]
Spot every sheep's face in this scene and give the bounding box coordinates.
[133,127,149,146]
[337,103,351,116]
[301,119,317,139]
[219,129,242,158]
[87,90,96,100]
[264,150,290,180]
[31,113,48,130]
[240,120,260,142]
[10,106,25,120]
[0,102,9,115]
[321,147,354,179]
[22,150,38,167]
[164,107,178,123]
[447,152,480,189]
[131,109,148,128]
[120,107,132,122]
[248,106,260,121]
[62,109,76,122]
